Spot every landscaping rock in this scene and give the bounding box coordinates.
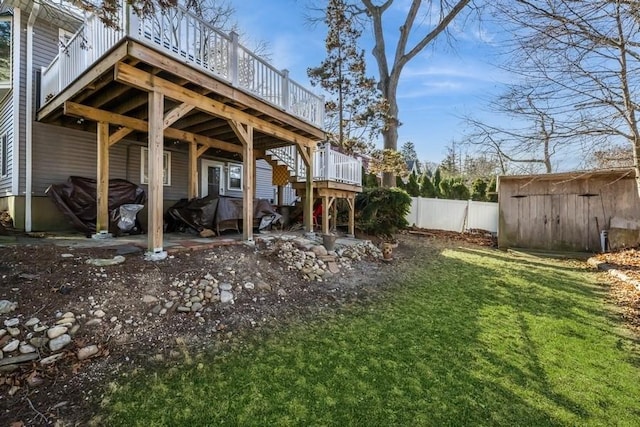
[40,353,65,365]
[49,334,72,351]
[220,290,234,304]
[4,318,19,328]
[86,256,126,266]
[2,339,19,353]
[47,326,68,339]
[77,345,99,360]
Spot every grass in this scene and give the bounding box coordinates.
[103,245,640,426]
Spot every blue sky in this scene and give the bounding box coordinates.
[232,0,508,164]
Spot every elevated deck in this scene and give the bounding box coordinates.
[28,0,362,250]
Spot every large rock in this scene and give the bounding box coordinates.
[220,290,234,304]
[311,245,328,257]
[608,227,640,250]
[47,326,68,339]
[2,339,19,353]
[49,334,72,351]
[0,300,17,314]
[77,345,99,360]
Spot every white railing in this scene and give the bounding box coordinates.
[266,144,362,186]
[39,1,324,127]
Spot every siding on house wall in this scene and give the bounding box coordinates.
[0,89,13,195]
[33,122,284,203]
[255,159,275,202]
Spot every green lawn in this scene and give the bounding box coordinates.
[103,245,640,426]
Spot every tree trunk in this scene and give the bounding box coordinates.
[614,2,640,197]
[379,64,401,187]
[381,90,399,187]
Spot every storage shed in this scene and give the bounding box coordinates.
[498,169,640,251]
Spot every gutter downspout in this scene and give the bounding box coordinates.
[25,2,40,232]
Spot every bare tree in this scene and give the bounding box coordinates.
[490,0,640,192]
[464,84,588,174]
[308,1,476,186]
[308,0,388,156]
[359,0,474,187]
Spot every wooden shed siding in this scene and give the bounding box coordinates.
[0,89,14,194]
[498,172,640,251]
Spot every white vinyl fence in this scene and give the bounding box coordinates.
[406,197,499,234]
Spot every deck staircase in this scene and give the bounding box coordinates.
[263,146,303,186]
[264,144,363,188]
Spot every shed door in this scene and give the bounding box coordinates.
[516,193,599,251]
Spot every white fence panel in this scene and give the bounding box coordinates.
[407,197,499,234]
[468,201,499,232]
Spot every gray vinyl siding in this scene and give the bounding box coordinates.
[0,89,13,194]
[32,124,189,200]
[255,159,275,202]
[32,123,127,194]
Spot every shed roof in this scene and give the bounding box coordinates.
[498,168,635,183]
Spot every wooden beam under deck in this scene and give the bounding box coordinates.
[126,41,324,140]
[37,43,129,121]
[64,102,243,155]
[114,63,318,150]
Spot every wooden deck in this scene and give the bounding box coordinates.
[34,1,364,251]
[37,38,325,252]
[38,40,324,153]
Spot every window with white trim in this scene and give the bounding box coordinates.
[1,133,7,177]
[0,15,12,92]
[227,163,242,191]
[140,147,171,186]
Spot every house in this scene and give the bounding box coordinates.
[0,0,362,255]
[498,169,640,251]
[406,160,419,176]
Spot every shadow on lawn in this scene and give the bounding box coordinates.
[455,246,634,342]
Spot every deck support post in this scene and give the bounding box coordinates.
[347,196,355,237]
[147,90,165,256]
[277,185,284,206]
[331,197,338,232]
[229,120,254,242]
[321,195,331,235]
[297,145,314,233]
[95,121,110,235]
[188,142,198,199]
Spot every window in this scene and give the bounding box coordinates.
[227,164,243,190]
[1,134,7,177]
[140,147,171,186]
[0,15,12,93]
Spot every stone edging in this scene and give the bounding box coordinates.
[587,257,640,291]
